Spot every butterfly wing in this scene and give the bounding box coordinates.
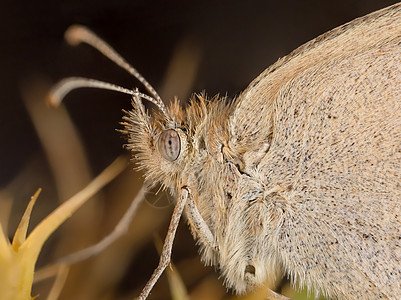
[229,3,401,163]
[230,3,401,298]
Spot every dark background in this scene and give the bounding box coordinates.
[0,1,399,299]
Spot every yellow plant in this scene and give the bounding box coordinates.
[0,157,126,300]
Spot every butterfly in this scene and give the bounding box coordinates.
[50,3,401,299]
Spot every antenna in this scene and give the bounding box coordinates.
[49,25,167,116]
[49,77,163,111]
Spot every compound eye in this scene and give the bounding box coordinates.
[157,129,181,161]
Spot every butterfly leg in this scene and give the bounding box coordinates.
[137,186,189,300]
[57,184,146,264]
[185,186,216,249]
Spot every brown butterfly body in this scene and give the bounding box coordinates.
[52,3,401,299]
[124,3,401,299]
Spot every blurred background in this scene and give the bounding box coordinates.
[0,1,398,299]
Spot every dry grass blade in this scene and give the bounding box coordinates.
[46,264,70,300]
[22,156,127,270]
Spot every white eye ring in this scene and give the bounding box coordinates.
[157,129,181,161]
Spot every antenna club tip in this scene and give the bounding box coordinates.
[46,94,61,108]
[65,24,88,46]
